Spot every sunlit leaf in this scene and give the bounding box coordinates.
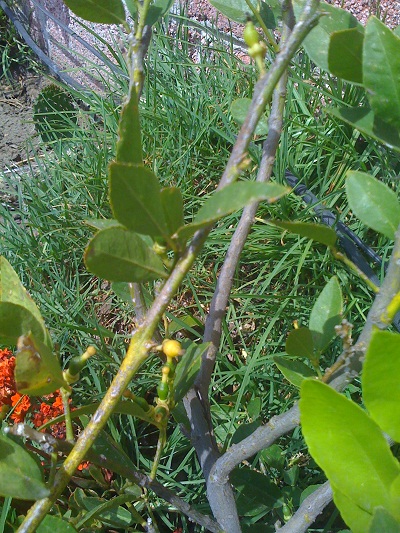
[176,182,289,242]
[0,256,50,345]
[346,171,400,240]
[85,227,167,282]
[270,221,337,247]
[15,333,67,395]
[63,0,125,24]
[363,331,400,443]
[273,356,316,387]
[364,17,400,130]
[109,163,168,239]
[309,277,342,352]
[300,379,400,531]
[327,106,400,153]
[328,28,364,83]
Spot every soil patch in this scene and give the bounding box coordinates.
[0,73,45,168]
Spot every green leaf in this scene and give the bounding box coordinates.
[209,0,277,28]
[346,171,400,240]
[63,0,125,24]
[231,421,261,445]
[300,380,400,523]
[231,468,283,516]
[364,17,400,130]
[37,516,78,533]
[293,0,361,72]
[160,187,185,238]
[327,106,400,153]
[116,85,142,165]
[15,333,66,395]
[231,98,269,136]
[112,282,134,306]
[0,433,50,500]
[328,28,364,84]
[269,221,337,247]
[0,256,49,345]
[109,163,168,239]
[84,219,123,231]
[76,494,137,528]
[85,227,167,282]
[368,507,400,533]
[176,182,289,242]
[333,484,373,533]
[363,330,400,443]
[260,444,285,471]
[174,342,210,403]
[309,277,342,352]
[145,0,174,26]
[285,327,314,359]
[273,356,316,388]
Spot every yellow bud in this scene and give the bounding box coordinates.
[162,339,183,358]
[243,20,260,48]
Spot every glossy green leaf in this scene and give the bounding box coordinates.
[270,221,337,247]
[293,0,361,72]
[209,0,277,28]
[368,507,400,533]
[328,28,364,83]
[145,0,174,26]
[160,187,185,238]
[364,17,400,130]
[37,515,78,533]
[0,256,49,345]
[300,380,400,522]
[231,98,269,136]
[273,356,316,388]
[333,484,372,533]
[85,219,123,231]
[15,333,66,395]
[327,106,400,153]
[0,433,50,500]
[174,342,210,403]
[112,282,134,306]
[231,421,261,445]
[109,163,168,238]
[260,444,285,471]
[176,182,289,242]
[231,468,283,516]
[116,85,142,165]
[285,327,314,359]
[76,494,136,528]
[309,277,342,352]
[63,0,125,24]
[346,171,400,240]
[85,227,167,282]
[363,330,400,443]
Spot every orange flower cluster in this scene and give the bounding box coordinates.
[0,348,66,435]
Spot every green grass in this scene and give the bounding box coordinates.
[0,10,398,532]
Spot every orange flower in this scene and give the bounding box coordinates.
[10,392,31,423]
[77,461,90,471]
[0,349,16,407]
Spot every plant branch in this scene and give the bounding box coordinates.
[274,481,333,532]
